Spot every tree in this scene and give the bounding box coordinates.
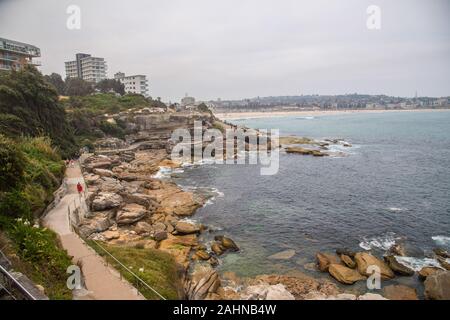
[197,103,212,114]
[95,79,125,95]
[44,73,65,95]
[0,65,77,157]
[64,77,94,96]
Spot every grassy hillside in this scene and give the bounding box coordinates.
[63,93,166,149]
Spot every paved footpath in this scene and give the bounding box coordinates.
[43,163,144,300]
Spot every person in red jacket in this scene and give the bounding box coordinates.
[76,182,83,196]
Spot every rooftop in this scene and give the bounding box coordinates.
[0,37,41,57]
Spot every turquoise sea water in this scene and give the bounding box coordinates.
[173,110,450,293]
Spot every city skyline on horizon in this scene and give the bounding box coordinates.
[1,0,449,102]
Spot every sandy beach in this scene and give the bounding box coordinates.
[214,108,450,120]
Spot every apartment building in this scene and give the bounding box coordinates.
[65,53,107,83]
[114,72,149,97]
[0,37,41,71]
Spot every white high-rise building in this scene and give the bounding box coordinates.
[65,53,107,83]
[114,72,149,97]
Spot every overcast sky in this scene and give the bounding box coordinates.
[0,0,449,101]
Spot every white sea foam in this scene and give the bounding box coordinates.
[359,233,401,251]
[432,235,450,247]
[296,116,315,120]
[394,256,444,271]
[387,207,408,212]
[152,166,184,179]
[180,217,199,224]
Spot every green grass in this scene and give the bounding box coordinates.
[87,241,183,300]
[64,93,150,116]
[0,218,73,300]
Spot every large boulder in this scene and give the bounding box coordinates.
[134,221,152,234]
[340,254,356,268]
[382,285,418,300]
[93,168,115,177]
[433,248,450,259]
[175,221,201,234]
[97,177,124,193]
[116,203,148,225]
[77,213,112,238]
[437,257,450,270]
[215,236,239,252]
[418,267,442,281]
[154,231,168,241]
[254,274,339,300]
[388,243,407,256]
[186,266,221,300]
[336,248,356,258]
[424,271,450,300]
[194,250,212,261]
[242,284,295,300]
[87,160,112,170]
[91,192,123,211]
[357,293,388,300]
[211,243,224,256]
[354,252,394,279]
[328,264,366,285]
[84,174,100,185]
[383,255,414,276]
[316,252,342,272]
[122,193,158,210]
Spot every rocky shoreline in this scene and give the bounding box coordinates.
[72,109,450,300]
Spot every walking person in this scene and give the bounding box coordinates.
[76,182,83,198]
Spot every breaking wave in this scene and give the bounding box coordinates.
[394,256,444,271]
[359,232,402,251]
[432,236,450,247]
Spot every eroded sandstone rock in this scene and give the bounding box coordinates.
[328,264,366,284]
[91,192,123,211]
[354,252,394,279]
[116,203,148,225]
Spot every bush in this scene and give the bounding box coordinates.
[0,190,31,219]
[99,120,125,139]
[1,218,73,299]
[0,134,26,191]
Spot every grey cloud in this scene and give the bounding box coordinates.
[0,0,449,101]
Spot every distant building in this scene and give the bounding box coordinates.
[65,53,107,83]
[0,37,41,71]
[181,94,195,106]
[114,72,149,97]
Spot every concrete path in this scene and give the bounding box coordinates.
[43,163,144,300]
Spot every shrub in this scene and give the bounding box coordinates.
[99,120,125,139]
[2,218,73,299]
[0,134,26,191]
[0,190,31,219]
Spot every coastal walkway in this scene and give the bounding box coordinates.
[42,163,144,300]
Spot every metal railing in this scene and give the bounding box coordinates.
[0,264,38,300]
[67,161,166,300]
[89,240,166,300]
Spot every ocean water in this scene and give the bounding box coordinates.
[172,111,450,291]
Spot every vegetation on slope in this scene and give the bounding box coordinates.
[88,241,183,300]
[0,66,78,158]
[0,135,71,299]
[0,219,72,300]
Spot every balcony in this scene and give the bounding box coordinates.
[0,64,12,71]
